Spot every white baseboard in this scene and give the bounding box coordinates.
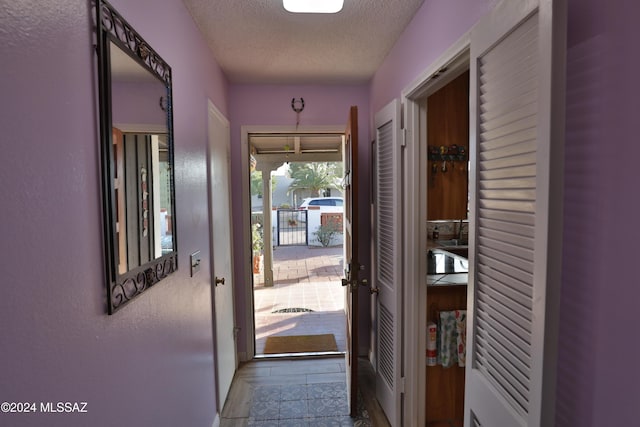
[212,412,220,427]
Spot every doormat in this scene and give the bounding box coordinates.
[272,307,314,313]
[263,334,338,354]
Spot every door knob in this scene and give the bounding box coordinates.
[369,287,380,295]
[215,276,225,286]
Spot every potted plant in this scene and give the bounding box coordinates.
[252,223,264,273]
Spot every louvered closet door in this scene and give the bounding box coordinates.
[464,1,566,426]
[374,99,402,427]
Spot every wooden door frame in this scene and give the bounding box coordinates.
[401,32,471,426]
[343,106,360,416]
[239,124,347,361]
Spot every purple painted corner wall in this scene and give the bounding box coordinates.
[228,84,371,356]
[369,0,491,114]
[2,0,640,425]
[0,0,228,425]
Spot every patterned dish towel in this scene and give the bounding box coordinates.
[455,310,466,367]
[438,310,467,368]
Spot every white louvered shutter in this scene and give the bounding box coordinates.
[465,0,566,426]
[374,99,402,427]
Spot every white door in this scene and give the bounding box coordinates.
[374,99,403,426]
[207,100,237,408]
[465,0,566,426]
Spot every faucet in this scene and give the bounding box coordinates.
[457,219,466,245]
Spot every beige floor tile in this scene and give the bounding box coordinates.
[270,361,343,377]
[242,373,309,386]
[306,372,347,384]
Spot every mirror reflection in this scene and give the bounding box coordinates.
[110,41,175,273]
[111,131,174,272]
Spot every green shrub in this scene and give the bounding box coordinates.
[252,223,264,253]
[313,221,343,247]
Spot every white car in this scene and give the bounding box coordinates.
[297,197,343,221]
[299,197,343,209]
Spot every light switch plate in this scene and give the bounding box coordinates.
[190,251,201,277]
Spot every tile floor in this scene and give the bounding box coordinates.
[253,246,347,354]
[220,357,389,427]
[236,247,391,426]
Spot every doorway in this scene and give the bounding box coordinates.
[245,130,348,357]
[422,67,471,427]
[401,41,471,425]
[252,244,346,355]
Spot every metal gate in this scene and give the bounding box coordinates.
[277,209,308,246]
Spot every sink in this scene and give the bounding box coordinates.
[435,239,461,246]
[428,248,469,274]
[441,246,468,259]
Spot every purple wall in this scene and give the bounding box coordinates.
[369,0,490,115]
[371,0,640,425]
[228,84,371,355]
[0,0,228,425]
[557,0,640,425]
[112,81,167,127]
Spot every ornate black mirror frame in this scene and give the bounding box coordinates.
[95,0,178,314]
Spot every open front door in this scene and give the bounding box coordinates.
[342,106,360,416]
[374,99,403,426]
[465,0,566,425]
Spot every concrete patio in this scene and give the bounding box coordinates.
[253,245,346,355]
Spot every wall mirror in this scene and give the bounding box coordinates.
[95,0,178,314]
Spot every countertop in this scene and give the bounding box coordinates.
[427,272,468,286]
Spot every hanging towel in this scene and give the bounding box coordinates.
[438,310,467,368]
[438,311,458,368]
[455,310,467,367]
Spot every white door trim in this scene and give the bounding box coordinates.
[401,33,471,426]
[239,124,346,361]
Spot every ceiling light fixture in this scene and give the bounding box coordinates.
[283,0,344,14]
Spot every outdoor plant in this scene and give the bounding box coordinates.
[250,171,276,198]
[287,162,343,197]
[313,221,343,247]
[252,223,264,253]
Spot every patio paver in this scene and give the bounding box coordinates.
[253,245,346,354]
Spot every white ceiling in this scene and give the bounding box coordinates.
[250,133,344,163]
[251,133,343,155]
[182,0,426,84]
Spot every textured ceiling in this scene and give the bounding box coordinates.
[182,0,426,84]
